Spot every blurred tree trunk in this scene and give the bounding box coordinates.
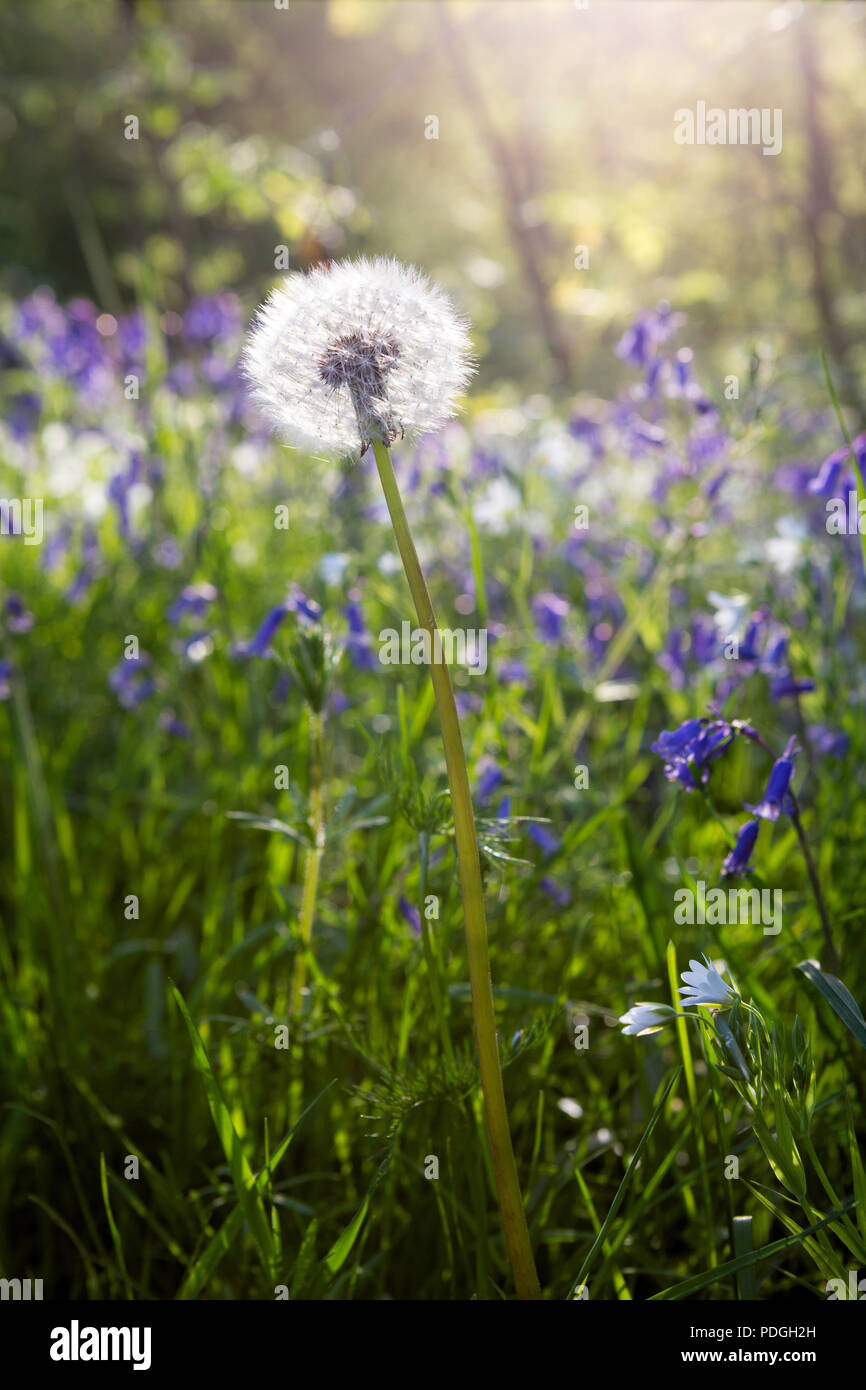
[797,12,864,421]
[435,2,573,387]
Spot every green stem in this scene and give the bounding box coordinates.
[290,708,324,1018]
[790,800,840,975]
[371,439,541,1300]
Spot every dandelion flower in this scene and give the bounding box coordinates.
[678,954,734,1007]
[619,1002,672,1036]
[242,256,474,458]
[243,257,538,1296]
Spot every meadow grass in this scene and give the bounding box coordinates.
[1,295,865,1300]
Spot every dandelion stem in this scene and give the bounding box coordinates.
[371,438,541,1300]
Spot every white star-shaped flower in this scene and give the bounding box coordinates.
[678,954,734,1007]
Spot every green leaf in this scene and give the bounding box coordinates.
[732,1215,757,1301]
[99,1152,132,1300]
[170,983,275,1278]
[323,1156,390,1279]
[795,959,866,1050]
[291,1217,320,1298]
[650,1202,854,1299]
[176,1080,337,1299]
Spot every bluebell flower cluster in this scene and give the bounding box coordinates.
[652,716,811,878]
[109,655,155,710]
[651,717,736,790]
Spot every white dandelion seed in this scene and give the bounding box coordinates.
[619,1002,672,1037]
[242,256,475,459]
[678,954,734,1007]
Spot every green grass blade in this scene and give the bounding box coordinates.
[795,959,866,1049]
[570,1068,681,1296]
[170,982,275,1278]
[649,1202,855,1300]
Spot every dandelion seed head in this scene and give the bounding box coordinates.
[242,256,475,458]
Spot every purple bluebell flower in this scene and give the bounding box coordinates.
[455,691,483,718]
[63,526,100,605]
[108,452,144,538]
[15,287,66,340]
[673,347,692,391]
[41,524,72,573]
[475,756,504,805]
[626,416,666,453]
[770,673,815,701]
[497,657,530,687]
[329,689,350,715]
[116,309,147,364]
[7,392,41,439]
[398,895,422,938]
[540,877,571,907]
[774,461,818,497]
[532,592,569,643]
[703,467,731,503]
[807,724,849,758]
[807,435,865,495]
[615,303,682,369]
[722,819,760,878]
[164,362,198,397]
[745,737,797,821]
[109,655,155,710]
[651,717,735,790]
[167,582,218,625]
[568,414,604,459]
[658,628,687,690]
[4,594,34,633]
[154,537,183,570]
[496,794,512,820]
[286,585,322,627]
[235,603,288,659]
[529,823,560,857]
[183,292,242,344]
[47,298,109,394]
[0,660,12,699]
[688,422,727,467]
[646,355,666,397]
[691,619,719,665]
[616,315,653,368]
[344,592,377,671]
[762,633,788,671]
[63,570,94,605]
[738,615,765,663]
[470,449,502,480]
[158,709,191,739]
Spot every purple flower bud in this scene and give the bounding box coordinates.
[532,591,569,643]
[235,603,288,660]
[745,739,798,822]
[529,823,560,857]
[722,820,760,878]
[540,877,571,907]
[474,757,503,805]
[398,896,422,938]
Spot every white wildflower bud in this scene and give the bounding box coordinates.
[619,1002,673,1036]
[242,256,474,458]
